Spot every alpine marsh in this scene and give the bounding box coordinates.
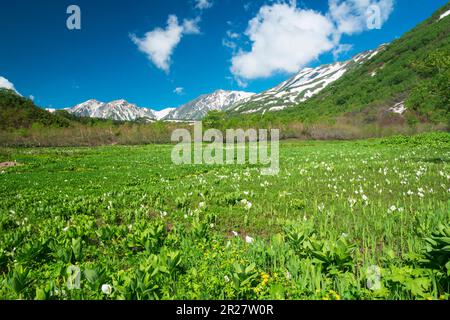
[0,132,449,300]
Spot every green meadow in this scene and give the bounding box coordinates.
[0,132,449,300]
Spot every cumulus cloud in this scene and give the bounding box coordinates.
[231,3,335,79]
[195,0,213,10]
[332,43,353,60]
[173,87,185,95]
[230,0,394,82]
[183,17,201,34]
[0,76,16,92]
[131,15,200,72]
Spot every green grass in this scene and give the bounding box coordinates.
[0,133,449,300]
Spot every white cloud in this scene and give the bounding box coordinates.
[222,39,237,50]
[231,3,335,79]
[236,78,248,88]
[332,43,353,60]
[183,17,201,34]
[173,87,185,95]
[222,31,241,51]
[195,0,213,10]
[0,76,16,92]
[131,15,200,72]
[230,0,394,82]
[227,30,240,39]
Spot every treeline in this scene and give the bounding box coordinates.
[0,122,190,147]
[0,115,445,147]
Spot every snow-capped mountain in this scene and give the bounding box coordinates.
[164,90,255,120]
[68,99,155,121]
[228,45,387,114]
[64,99,174,121]
[62,90,254,122]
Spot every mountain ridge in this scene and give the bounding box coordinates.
[59,89,255,122]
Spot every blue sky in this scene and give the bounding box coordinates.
[0,0,448,110]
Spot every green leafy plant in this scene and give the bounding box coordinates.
[6,265,33,298]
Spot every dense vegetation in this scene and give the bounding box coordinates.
[0,89,70,129]
[0,132,449,299]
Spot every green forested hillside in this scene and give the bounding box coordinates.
[0,89,70,129]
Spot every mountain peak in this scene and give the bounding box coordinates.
[164,89,255,120]
[108,99,131,105]
[86,99,101,103]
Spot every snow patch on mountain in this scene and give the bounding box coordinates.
[439,9,450,20]
[153,108,176,120]
[389,101,407,115]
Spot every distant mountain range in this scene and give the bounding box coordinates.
[55,90,255,122]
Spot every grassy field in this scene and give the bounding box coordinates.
[0,132,449,300]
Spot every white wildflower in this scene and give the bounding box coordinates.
[348,197,357,208]
[388,205,397,213]
[241,199,252,210]
[101,284,112,295]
